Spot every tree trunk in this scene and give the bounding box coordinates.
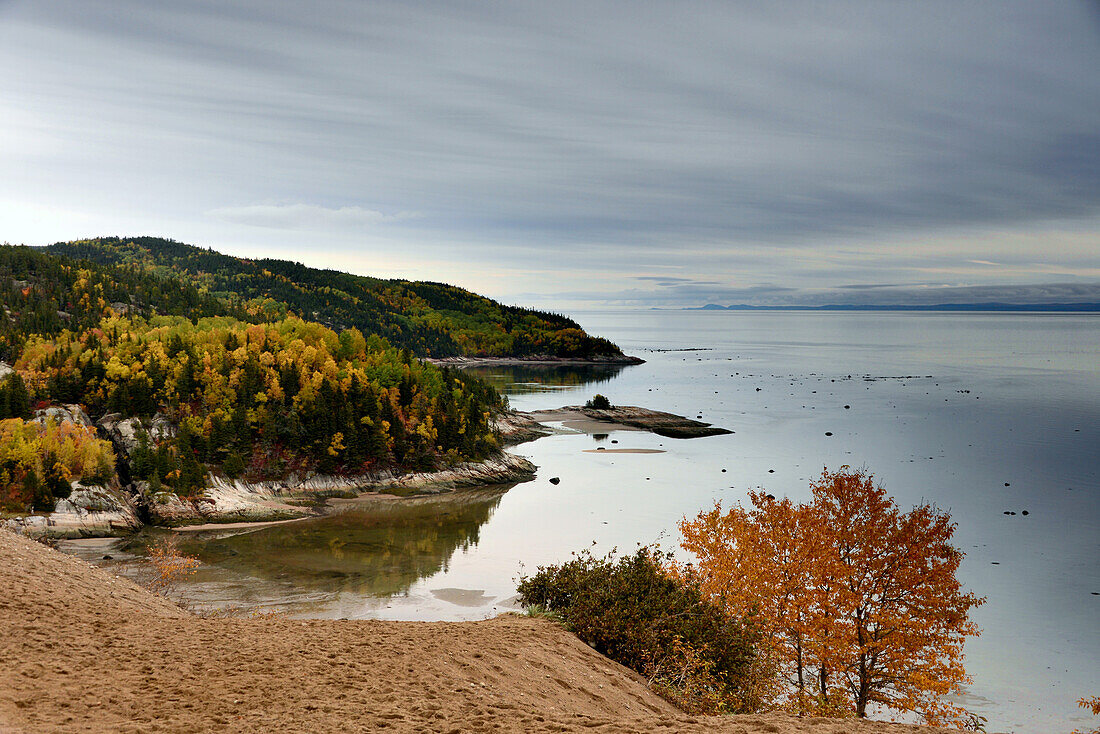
[856,652,869,717]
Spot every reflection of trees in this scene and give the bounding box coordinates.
[463,364,626,395]
[171,487,509,599]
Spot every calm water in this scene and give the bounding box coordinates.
[65,311,1099,733]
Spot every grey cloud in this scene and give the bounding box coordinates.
[0,1,1098,306]
[836,284,907,290]
[541,281,1100,310]
[208,204,417,230]
[635,276,722,288]
[810,282,1100,307]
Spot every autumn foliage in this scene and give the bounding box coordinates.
[146,536,201,596]
[0,417,116,512]
[516,547,761,714]
[678,467,984,726]
[15,314,503,493]
[1073,695,1100,734]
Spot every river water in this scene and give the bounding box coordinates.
[64,311,1099,733]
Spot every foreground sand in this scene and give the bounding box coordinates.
[0,530,960,733]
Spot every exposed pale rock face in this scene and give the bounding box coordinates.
[32,404,94,429]
[142,481,311,527]
[97,412,175,457]
[97,413,141,457]
[141,451,537,526]
[494,411,552,446]
[0,361,13,379]
[384,452,536,493]
[148,413,176,442]
[2,481,141,538]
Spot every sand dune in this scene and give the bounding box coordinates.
[0,529,962,733]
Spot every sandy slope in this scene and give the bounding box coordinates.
[0,530,960,733]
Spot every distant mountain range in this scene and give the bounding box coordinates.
[685,303,1100,312]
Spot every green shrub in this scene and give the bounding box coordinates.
[517,546,760,712]
[26,470,55,512]
[585,394,612,410]
[222,450,246,480]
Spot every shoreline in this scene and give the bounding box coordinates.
[0,528,972,733]
[5,403,727,539]
[425,354,646,367]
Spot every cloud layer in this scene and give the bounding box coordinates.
[1,1,1097,306]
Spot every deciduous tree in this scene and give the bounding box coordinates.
[679,467,984,726]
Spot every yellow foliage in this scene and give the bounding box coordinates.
[146,536,200,595]
[0,418,116,493]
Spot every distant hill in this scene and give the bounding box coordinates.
[688,303,1100,312]
[44,237,630,360]
[0,238,631,508]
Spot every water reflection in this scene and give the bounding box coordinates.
[178,487,509,598]
[87,485,512,614]
[462,363,626,395]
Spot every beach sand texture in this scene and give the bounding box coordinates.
[0,529,964,733]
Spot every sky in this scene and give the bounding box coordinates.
[1,0,1098,309]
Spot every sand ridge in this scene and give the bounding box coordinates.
[0,529,964,733]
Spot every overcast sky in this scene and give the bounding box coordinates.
[2,1,1098,308]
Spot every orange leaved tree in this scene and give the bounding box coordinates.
[1072,695,1100,734]
[679,467,985,725]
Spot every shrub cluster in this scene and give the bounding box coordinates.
[516,546,760,713]
[584,393,612,410]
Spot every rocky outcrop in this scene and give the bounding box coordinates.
[2,481,141,538]
[97,412,175,457]
[141,451,537,527]
[494,410,553,446]
[32,404,94,428]
[381,451,537,493]
[575,405,732,438]
[97,413,144,457]
[142,482,311,527]
[522,405,732,439]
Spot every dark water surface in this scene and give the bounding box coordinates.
[65,311,1099,733]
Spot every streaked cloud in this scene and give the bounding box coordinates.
[208,204,417,230]
[0,0,1097,306]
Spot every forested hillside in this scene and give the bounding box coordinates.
[18,315,503,497]
[44,237,629,359]
[0,243,534,513]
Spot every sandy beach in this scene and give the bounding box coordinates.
[1,529,969,733]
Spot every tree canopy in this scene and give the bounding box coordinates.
[0,238,632,508]
[42,237,626,359]
[678,467,984,726]
[15,314,504,496]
